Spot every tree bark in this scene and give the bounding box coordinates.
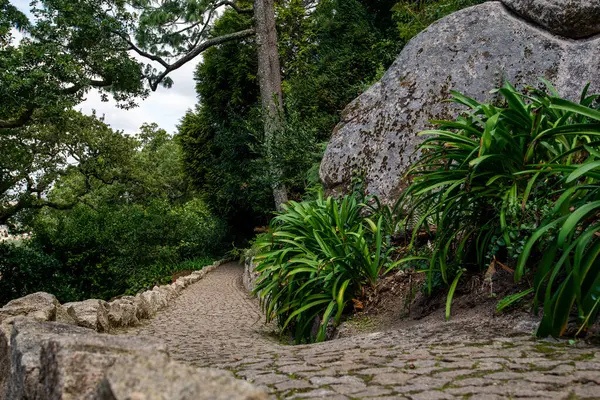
[253,0,289,211]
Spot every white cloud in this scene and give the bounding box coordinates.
[10,0,200,136]
[78,61,200,135]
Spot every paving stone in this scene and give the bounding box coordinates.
[279,364,322,374]
[408,391,456,400]
[289,389,338,398]
[273,379,314,391]
[355,367,398,375]
[404,376,451,390]
[250,373,289,385]
[575,361,600,371]
[350,386,393,397]
[371,372,414,385]
[570,383,600,398]
[572,371,600,385]
[524,373,575,385]
[118,263,600,400]
[432,369,477,379]
[308,375,364,386]
[330,383,368,395]
[451,377,491,387]
[483,371,524,380]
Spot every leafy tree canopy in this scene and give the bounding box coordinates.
[0,0,254,131]
[0,111,137,225]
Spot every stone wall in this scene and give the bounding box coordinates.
[243,257,260,293]
[0,259,267,399]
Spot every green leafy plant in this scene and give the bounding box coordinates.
[513,100,600,337]
[401,81,600,325]
[252,193,403,343]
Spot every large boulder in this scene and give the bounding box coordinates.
[319,1,600,205]
[0,292,60,323]
[0,291,64,388]
[0,319,92,399]
[39,329,167,399]
[95,357,268,400]
[63,299,111,332]
[1,319,267,400]
[502,0,600,39]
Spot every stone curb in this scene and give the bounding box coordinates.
[242,256,260,293]
[0,258,268,399]
[0,258,230,333]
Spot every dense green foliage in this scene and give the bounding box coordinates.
[177,0,485,240]
[1,124,225,304]
[1,111,138,224]
[517,98,600,337]
[393,0,486,44]
[178,0,407,237]
[8,0,564,345]
[253,194,408,343]
[401,82,600,335]
[32,198,223,300]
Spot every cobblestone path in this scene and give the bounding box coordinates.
[124,263,600,399]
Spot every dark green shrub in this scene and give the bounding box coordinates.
[393,0,486,44]
[29,198,226,300]
[253,194,406,343]
[125,257,214,295]
[0,242,80,305]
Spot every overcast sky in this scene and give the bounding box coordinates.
[11,0,201,136]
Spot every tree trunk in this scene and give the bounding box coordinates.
[253,0,289,211]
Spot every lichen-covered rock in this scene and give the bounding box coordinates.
[64,299,111,332]
[1,319,91,399]
[54,305,77,325]
[0,318,13,396]
[181,274,198,286]
[191,269,207,279]
[39,330,167,400]
[2,318,266,400]
[320,1,600,205]
[0,292,60,323]
[95,357,268,400]
[106,299,139,328]
[243,257,260,293]
[172,279,186,291]
[502,0,600,39]
[139,290,166,314]
[132,294,153,319]
[155,284,177,301]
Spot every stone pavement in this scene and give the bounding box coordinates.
[123,263,600,399]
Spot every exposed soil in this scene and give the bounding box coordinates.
[336,267,542,340]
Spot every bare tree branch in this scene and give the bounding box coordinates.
[0,107,35,129]
[0,194,77,225]
[216,1,254,14]
[148,28,256,91]
[111,30,170,69]
[63,78,114,95]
